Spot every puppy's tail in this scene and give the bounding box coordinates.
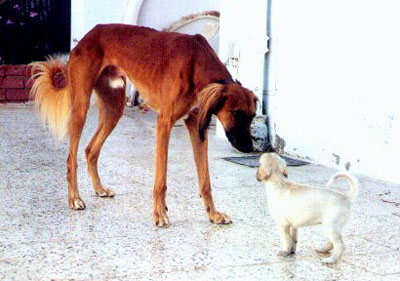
[30,56,71,140]
[327,171,358,201]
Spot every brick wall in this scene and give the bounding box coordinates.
[0,65,33,103]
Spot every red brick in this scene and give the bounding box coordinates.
[0,89,5,101]
[5,65,29,76]
[0,66,5,76]
[25,77,34,89]
[6,89,29,101]
[1,77,24,89]
[25,65,33,76]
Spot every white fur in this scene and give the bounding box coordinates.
[258,153,358,264]
[109,77,125,89]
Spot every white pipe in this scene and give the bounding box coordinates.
[265,0,277,148]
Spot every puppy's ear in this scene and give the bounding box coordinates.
[256,166,270,182]
[197,84,227,141]
[277,158,289,178]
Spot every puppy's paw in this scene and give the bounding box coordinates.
[209,211,232,225]
[322,257,338,265]
[68,196,86,210]
[315,243,333,253]
[95,186,115,197]
[277,250,292,257]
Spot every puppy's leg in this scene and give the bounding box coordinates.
[322,234,344,264]
[86,77,126,197]
[315,241,333,253]
[290,227,298,254]
[277,224,292,256]
[184,112,231,224]
[321,220,345,264]
[152,114,174,227]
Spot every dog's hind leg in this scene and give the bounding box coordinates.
[321,219,345,264]
[85,72,126,197]
[66,46,102,210]
[184,111,232,225]
[322,233,344,264]
[315,241,333,253]
[316,241,333,253]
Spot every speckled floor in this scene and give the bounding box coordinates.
[0,103,399,280]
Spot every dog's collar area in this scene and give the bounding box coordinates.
[216,78,242,86]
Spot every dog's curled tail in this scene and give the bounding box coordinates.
[327,171,358,201]
[30,57,70,140]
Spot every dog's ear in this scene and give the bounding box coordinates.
[277,158,289,178]
[197,84,227,141]
[256,165,270,182]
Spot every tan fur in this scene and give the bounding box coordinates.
[30,57,71,140]
[257,153,358,264]
[196,83,226,140]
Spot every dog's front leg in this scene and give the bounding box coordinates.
[290,227,298,254]
[152,115,172,227]
[277,224,293,256]
[184,113,232,224]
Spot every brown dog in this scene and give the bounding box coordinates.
[31,24,257,227]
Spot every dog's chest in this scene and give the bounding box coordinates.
[265,184,280,214]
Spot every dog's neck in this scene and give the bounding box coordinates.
[265,174,288,189]
[216,78,242,85]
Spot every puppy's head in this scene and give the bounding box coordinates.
[197,83,257,153]
[256,153,288,182]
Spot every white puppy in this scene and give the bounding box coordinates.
[256,153,358,264]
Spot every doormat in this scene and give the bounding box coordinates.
[223,154,308,168]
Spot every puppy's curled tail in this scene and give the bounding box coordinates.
[327,171,358,201]
[30,57,70,140]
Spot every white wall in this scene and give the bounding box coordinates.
[217,0,269,138]
[137,0,219,30]
[268,0,400,184]
[71,0,127,47]
[71,0,219,48]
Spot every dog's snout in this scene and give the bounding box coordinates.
[225,128,254,153]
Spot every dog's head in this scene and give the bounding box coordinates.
[197,83,257,153]
[256,153,288,182]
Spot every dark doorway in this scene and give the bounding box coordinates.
[0,0,71,65]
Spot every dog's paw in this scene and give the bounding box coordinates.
[153,211,169,228]
[322,257,338,265]
[95,186,115,197]
[277,250,292,257]
[209,211,232,225]
[68,196,86,210]
[315,243,333,253]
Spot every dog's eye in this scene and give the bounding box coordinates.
[231,110,243,118]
